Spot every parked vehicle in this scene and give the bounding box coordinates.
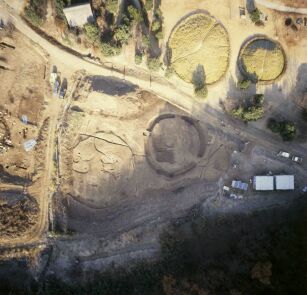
[292,155,303,164]
[53,80,60,97]
[59,87,66,99]
[277,151,290,158]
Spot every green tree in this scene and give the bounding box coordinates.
[152,19,161,32]
[127,6,143,23]
[100,41,121,56]
[249,8,262,24]
[114,24,131,44]
[105,0,118,14]
[83,23,100,45]
[267,118,296,141]
[230,94,265,121]
[145,0,153,11]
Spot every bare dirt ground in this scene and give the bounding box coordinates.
[0,27,50,245]
[59,74,230,210]
[263,0,307,9]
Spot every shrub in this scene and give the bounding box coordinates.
[267,119,296,141]
[152,20,161,32]
[24,7,43,26]
[194,86,208,99]
[127,6,143,23]
[249,8,262,23]
[230,94,264,121]
[142,35,150,48]
[100,41,121,56]
[145,0,153,11]
[165,66,174,78]
[83,23,100,45]
[135,53,143,65]
[237,79,251,89]
[105,0,118,14]
[147,57,161,71]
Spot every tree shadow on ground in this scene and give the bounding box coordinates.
[89,76,138,96]
[192,64,206,89]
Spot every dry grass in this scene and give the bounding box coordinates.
[168,13,230,84]
[241,39,285,82]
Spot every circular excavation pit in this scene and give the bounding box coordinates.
[238,37,286,83]
[146,114,206,177]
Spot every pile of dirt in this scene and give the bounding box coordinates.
[168,12,230,84]
[0,191,39,238]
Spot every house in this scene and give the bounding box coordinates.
[63,2,94,28]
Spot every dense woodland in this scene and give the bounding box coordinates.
[1,200,307,295]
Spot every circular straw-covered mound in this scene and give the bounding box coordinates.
[239,37,286,83]
[168,12,230,84]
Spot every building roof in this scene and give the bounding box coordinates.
[63,3,93,27]
[275,175,294,190]
[253,176,274,191]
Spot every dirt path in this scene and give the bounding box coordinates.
[255,0,307,14]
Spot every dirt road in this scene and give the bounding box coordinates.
[255,0,307,14]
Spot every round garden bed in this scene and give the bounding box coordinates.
[238,37,286,83]
[168,12,230,85]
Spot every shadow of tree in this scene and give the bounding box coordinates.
[89,75,138,96]
[192,64,206,89]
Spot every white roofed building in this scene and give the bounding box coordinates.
[63,3,93,27]
[275,175,294,190]
[253,176,274,191]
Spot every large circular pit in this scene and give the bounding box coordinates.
[239,37,286,83]
[146,114,206,177]
[168,12,230,84]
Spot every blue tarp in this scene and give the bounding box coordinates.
[232,180,248,191]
